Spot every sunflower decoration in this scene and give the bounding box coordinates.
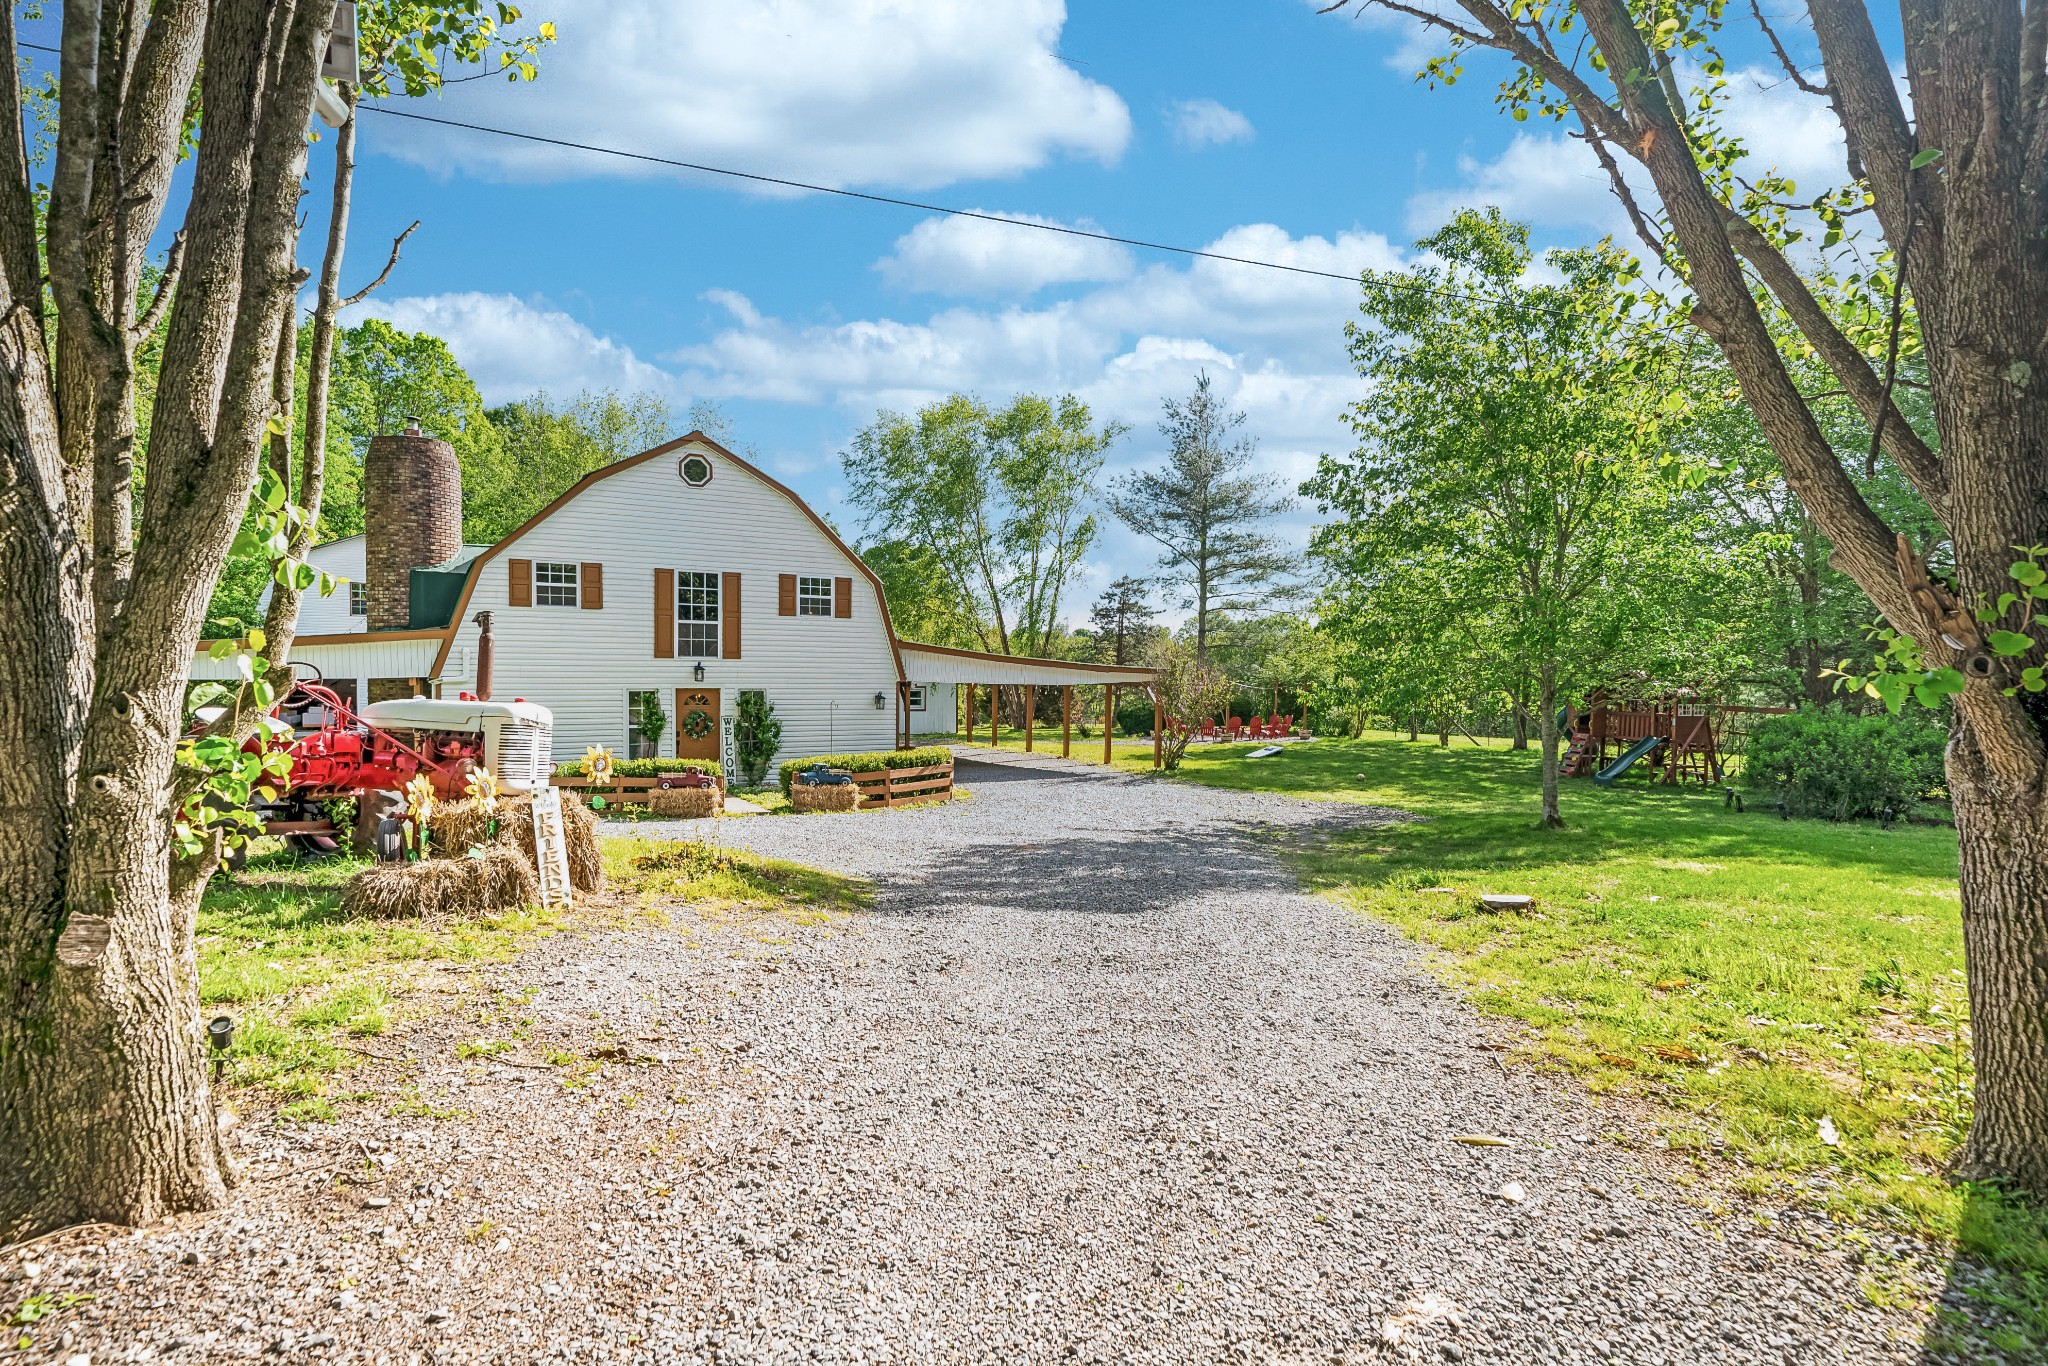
[464,766,501,840]
[401,774,437,861]
[579,745,616,784]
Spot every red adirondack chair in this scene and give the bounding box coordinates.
[1248,717,1266,741]
[1200,718,1217,742]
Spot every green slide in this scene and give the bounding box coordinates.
[1594,735,1665,787]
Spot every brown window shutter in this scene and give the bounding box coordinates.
[653,568,674,658]
[508,558,533,607]
[778,573,796,616]
[722,572,742,659]
[834,576,853,619]
[580,562,603,610]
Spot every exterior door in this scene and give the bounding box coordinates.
[673,688,721,762]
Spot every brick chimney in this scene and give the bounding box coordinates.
[362,418,462,630]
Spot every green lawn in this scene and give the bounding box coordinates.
[1142,732,2044,1353]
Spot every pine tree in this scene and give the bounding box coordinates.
[1106,374,1294,663]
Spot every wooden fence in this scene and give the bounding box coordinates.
[552,773,724,808]
[551,761,955,812]
[847,761,954,811]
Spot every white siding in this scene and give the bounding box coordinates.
[907,682,956,736]
[257,535,367,635]
[190,635,439,682]
[436,443,901,769]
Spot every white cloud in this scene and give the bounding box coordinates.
[875,212,1133,296]
[350,292,674,404]
[1168,98,1254,148]
[384,0,1130,191]
[670,224,1401,413]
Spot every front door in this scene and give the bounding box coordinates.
[673,688,721,762]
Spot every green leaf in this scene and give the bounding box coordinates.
[1987,630,2034,657]
[1909,148,1943,169]
[1868,672,1914,714]
[2010,560,2046,587]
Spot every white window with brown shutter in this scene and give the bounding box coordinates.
[508,558,533,607]
[534,561,579,607]
[797,575,833,616]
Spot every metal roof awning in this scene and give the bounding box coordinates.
[896,641,1158,688]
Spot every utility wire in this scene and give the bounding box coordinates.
[359,105,1377,288]
[11,35,1663,327]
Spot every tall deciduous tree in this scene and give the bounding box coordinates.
[1108,373,1295,664]
[1305,211,1676,825]
[843,392,1118,660]
[1,0,550,1240]
[1329,0,2048,1190]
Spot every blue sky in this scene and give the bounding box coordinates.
[34,2,1849,616]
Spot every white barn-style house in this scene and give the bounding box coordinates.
[192,428,1156,775]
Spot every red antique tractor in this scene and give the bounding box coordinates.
[207,614,554,858]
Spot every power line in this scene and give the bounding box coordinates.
[12,35,1661,327]
[359,105,1379,288]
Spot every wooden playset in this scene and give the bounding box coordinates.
[1560,690,1726,787]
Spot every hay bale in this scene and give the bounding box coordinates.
[341,845,536,920]
[648,786,721,819]
[427,798,499,855]
[791,781,860,814]
[494,791,605,892]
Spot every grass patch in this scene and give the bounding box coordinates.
[199,842,561,1109]
[604,837,870,922]
[1154,731,2044,1349]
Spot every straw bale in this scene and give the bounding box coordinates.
[341,845,536,920]
[791,781,860,814]
[495,791,605,892]
[427,798,498,855]
[648,786,721,819]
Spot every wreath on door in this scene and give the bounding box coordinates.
[680,708,715,741]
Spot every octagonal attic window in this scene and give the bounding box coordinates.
[678,454,713,487]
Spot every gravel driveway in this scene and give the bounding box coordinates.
[6,751,1942,1363]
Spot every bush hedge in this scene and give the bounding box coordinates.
[779,746,953,795]
[552,758,715,779]
[1743,706,1946,821]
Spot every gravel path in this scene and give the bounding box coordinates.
[4,751,1945,1363]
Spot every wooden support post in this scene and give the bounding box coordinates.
[1103,685,1114,766]
[965,684,975,744]
[1152,687,1163,769]
[990,683,1000,748]
[1061,686,1072,758]
[1024,684,1035,752]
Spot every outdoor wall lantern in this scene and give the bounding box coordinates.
[693,662,706,683]
[873,692,887,709]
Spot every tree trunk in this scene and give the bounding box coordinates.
[1407,711,1418,742]
[0,0,334,1240]
[1435,718,1450,748]
[1947,714,2048,1190]
[1511,675,1530,750]
[1538,662,1562,828]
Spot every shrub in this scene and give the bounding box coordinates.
[1115,696,1157,737]
[778,746,952,795]
[1743,707,1947,821]
[552,758,717,779]
[736,691,782,788]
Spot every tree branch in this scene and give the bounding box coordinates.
[128,231,183,344]
[340,219,419,307]
[1750,0,1829,97]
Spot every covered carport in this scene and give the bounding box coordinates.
[894,643,1165,768]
